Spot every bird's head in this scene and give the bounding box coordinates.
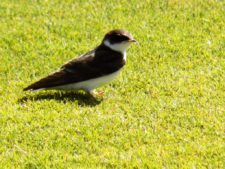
[102,29,136,53]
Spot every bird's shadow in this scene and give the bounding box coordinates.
[18,91,102,107]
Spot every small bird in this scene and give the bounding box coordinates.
[24,29,136,96]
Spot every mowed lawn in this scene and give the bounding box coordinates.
[0,0,224,168]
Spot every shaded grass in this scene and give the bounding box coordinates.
[0,0,225,168]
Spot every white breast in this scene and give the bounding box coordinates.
[53,69,121,92]
[123,52,127,61]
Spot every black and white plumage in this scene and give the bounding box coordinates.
[24,29,136,96]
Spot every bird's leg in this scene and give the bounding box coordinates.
[97,90,104,96]
[87,90,104,97]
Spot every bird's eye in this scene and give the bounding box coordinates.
[116,34,129,40]
[108,34,130,44]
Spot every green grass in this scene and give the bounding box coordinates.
[0,0,225,168]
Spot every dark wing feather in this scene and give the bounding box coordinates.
[24,45,125,91]
[23,71,69,91]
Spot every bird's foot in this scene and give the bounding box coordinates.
[88,90,104,98]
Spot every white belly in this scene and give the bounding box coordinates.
[53,70,121,92]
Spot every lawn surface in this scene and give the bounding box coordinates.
[0,0,225,168]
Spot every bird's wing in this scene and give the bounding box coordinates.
[23,47,124,91]
[23,70,71,91]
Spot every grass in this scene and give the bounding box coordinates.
[0,0,225,168]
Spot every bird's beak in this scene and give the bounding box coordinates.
[128,39,137,43]
[128,39,138,45]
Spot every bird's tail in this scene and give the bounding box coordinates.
[23,82,45,91]
[23,71,67,91]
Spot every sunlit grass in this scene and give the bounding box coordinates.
[0,0,224,168]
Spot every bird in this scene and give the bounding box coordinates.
[23,29,136,97]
